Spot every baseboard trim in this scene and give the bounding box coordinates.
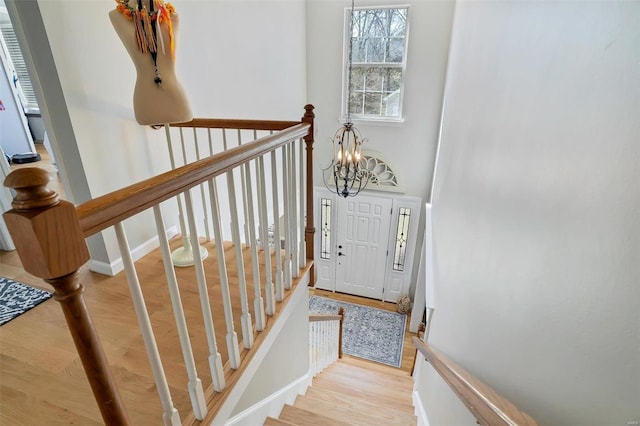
[224,370,312,426]
[88,226,178,276]
[413,389,430,426]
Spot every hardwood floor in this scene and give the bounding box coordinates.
[268,357,417,425]
[0,239,307,425]
[0,242,419,424]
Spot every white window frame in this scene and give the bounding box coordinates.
[341,5,410,124]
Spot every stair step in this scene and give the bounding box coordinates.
[264,416,297,426]
[279,404,353,426]
[313,377,413,411]
[326,359,413,386]
[314,362,414,406]
[294,393,414,426]
[304,387,417,425]
[340,356,413,378]
[321,369,413,398]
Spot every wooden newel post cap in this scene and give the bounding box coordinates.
[4,167,59,211]
[3,168,90,280]
[304,104,315,118]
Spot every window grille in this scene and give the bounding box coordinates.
[393,207,411,271]
[344,7,409,120]
[320,198,332,260]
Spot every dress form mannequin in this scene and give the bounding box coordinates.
[110,0,192,125]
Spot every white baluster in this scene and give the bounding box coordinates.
[164,125,204,267]
[244,160,265,330]
[193,127,211,242]
[257,155,275,314]
[324,321,331,368]
[323,321,328,369]
[114,223,181,426]
[227,169,254,349]
[289,141,299,277]
[183,189,225,392]
[182,128,209,259]
[270,150,284,302]
[318,322,323,371]
[222,128,229,151]
[152,206,207,420]
[207,179,241,369]
[299,138,306,266]
[207,128,214,157]
[281,146,292,289]
[311,323,317,375]
[238,130,251,247]
[330,321,334,363]
[323,321,327,369]
[318,322,323,372]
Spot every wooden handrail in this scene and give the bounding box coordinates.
[412,337,538,426]
[77,123,309,237]
[308,314,343,322]
[169,118,301,131]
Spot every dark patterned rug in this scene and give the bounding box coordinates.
[0,277,52,326]
[309,295,406,368]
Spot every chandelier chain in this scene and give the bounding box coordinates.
[346,0,355,124]
[322,0,370,198]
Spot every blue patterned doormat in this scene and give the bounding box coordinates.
[309,295,406,368]
[0,277,52,326]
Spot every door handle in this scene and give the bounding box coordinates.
[338,252,345,257]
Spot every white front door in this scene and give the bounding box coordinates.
[334,195,393,299]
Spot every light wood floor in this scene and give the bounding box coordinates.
[0,244,419,424]
[268,357,417,425]
[0,239,308,425]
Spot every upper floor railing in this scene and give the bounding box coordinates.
[3,105,316,425]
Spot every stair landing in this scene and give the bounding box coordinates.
[266,357,417,425]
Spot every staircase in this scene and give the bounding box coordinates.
[265,357,417,426]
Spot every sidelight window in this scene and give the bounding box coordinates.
[320,198,332,260]
[392,207,411,271]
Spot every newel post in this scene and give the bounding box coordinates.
[302,104,316,285]
[3,168,130,425]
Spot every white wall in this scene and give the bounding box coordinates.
[413,357,477,426]
[16,0,306,267]
[427,1,640,424]
[229,289,309,416]
[306,0,453,200]
[306,0,454,295]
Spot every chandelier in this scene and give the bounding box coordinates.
[323,0,370,198]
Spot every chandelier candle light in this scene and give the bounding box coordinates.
[325,0,371,198]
